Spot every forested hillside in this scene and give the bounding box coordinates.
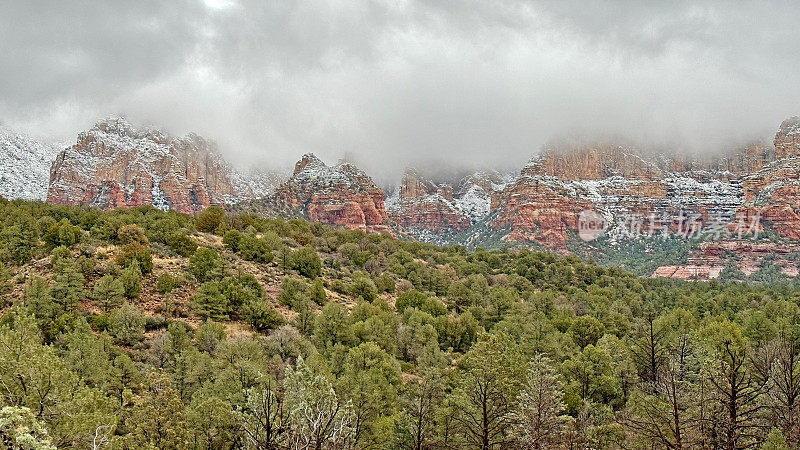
[1,199,800,449]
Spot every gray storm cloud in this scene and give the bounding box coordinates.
[1,0,799,182]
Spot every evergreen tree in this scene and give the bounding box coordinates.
[192,281,228,321]
[284,357,355,449]
[93,275,124,310]
[451,332,526,449]
[119,260,142,299]
[50,261,85,309]
[511,354,569,449]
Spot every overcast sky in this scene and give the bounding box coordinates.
[1,0,799,181]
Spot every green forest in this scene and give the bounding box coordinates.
[1,199,800,449]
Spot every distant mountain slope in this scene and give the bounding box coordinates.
[0,125,60,200]
[385,168,511,244]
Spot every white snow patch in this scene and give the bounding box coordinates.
[0,126,61,200]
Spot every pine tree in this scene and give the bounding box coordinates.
[119,260,142,299]
[51,261,85,309]
[284,357,354,449]
[93,275,124,310]
[191,281,230,321]
[311,279,327,305]
[511,354,568,449]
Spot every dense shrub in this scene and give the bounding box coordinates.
[156,274,177,294]
[116,243,153,274]
[166,231,197,257]
[238,234,274,263]
[247,299,285,331]
[195,206,225,233]
[278,277,309,310]
[117,224,149,246]
[310,279,327,305]
[0,225,36,265]
[43,219,82,248]
[374,273,396,293]
[189,247,223,282]
[351,273,377,302]
[120,260,142,299]
[396,289,447,316]
[222,230,243,252]
[109,303,146,345]
[289,247,321,278]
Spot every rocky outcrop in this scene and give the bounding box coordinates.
[275,154,390,232]
[0,126,60,200]
[490,176,592,249]
[740,159,800,240]
[398,169,438,201]
[526,143,668,181]
[775,117,800,159]
[390,196,471,235]
[387,168,510,241]
[47,117,265,214]
[454,171,509,221]
[651,265,725,280]
[717,142,774,176]
[652,240,800,280]
[736,118,800,241]
[390,169,470,233]
[476,117,800,273]
[487,146,744,250]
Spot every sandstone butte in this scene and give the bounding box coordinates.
[487,119,800,258]
[388,168,472,234]
[274,153,391,234]
[47,117,245,214]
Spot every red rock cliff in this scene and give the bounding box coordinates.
[775,117,800,159]
[388,169,476,236]
[47,117,250,214]
[275,154,389,232]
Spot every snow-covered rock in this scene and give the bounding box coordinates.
[271,153,391,232]
[47,117,275,213]
[0,125,61,201]
[385,168,515,243]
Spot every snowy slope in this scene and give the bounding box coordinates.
[453,170,515,222]
[0,126,61,200]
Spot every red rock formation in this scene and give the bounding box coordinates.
[738,120,800,240]
[389,197,471,233]
[389,168,472,235]
[47,117,251,214]
[652,240,800,280]
[775,117,800,159]
[399,169,438,200]
[655,265,724,280]
[526,143,666,181]
[487,120,800,253]
[716,142,774,176]
[276,154,390,233]
[490,177,592,250]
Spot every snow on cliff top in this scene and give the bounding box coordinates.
[779,117,800,136]
[290,153,378,191]
[58,116,275,200]
[0,125,61,200]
